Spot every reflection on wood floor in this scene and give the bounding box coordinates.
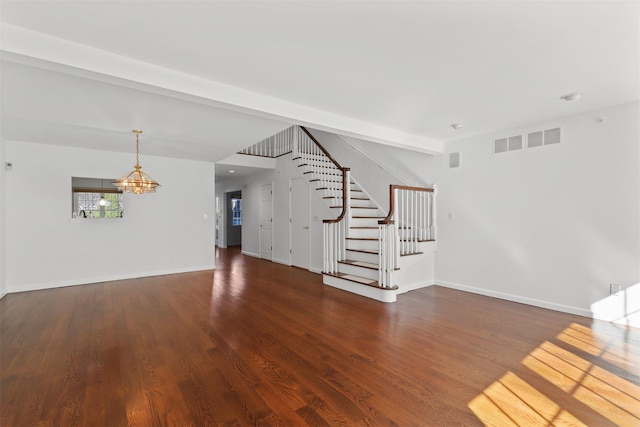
[2,246,638,426]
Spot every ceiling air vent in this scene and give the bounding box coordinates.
[449,152,461,168]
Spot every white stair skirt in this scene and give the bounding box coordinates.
[323,273,398,303]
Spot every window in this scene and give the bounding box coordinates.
[72,177,124,219]
[231,197,242,226]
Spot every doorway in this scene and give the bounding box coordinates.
[290,178,310,269]
[226,191,242,247]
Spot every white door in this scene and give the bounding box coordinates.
[259,183,273,260]
[291,178,310,269]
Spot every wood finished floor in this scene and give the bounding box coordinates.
[1,247,639,426]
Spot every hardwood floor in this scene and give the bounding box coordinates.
[2,247,638,426]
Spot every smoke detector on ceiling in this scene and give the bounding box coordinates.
[560,92,582,101]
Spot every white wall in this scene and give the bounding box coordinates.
[5,141,216,293]
[434,102,640,317]
[0,137,7,298]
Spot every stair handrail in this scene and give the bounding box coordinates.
[295,127,351,274]
[299,126,344,170]
[378,185,434,225]
[296,126,349,223]
[378,184,436,288]
[322,167,350,224]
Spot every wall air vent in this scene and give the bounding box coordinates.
[527,131,544,148]
[528,127,561,148]
[494,138,508,154]
[494,135,523,154]
[508,135,523,151]
[449,152,461,168]
[544,127,561,145]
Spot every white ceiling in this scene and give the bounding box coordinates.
[1,1,638,168]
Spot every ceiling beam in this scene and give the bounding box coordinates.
[1,24,443,155]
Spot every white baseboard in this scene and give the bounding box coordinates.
[241,250,260,258]
[398,280,434,294]
[309,267,322,274]
[436,280,592,318]
[273,258,291,266]
[0,290,7,299]
[7,265,214,294]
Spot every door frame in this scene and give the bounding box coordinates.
[289,177,310,269]
[225,190,242,247]
[259,182,273,261]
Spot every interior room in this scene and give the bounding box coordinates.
[1,1,638,425]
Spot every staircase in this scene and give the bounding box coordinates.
[240,126,436,303]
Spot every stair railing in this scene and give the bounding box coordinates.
[292,127,351,274]
[323,168,351,274]
[378,185,436,288]
[238,126,294,157]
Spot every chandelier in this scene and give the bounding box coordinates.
[113,130,160,194]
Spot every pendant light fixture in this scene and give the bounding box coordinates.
[98,179,110,206]
[113,130,160,194]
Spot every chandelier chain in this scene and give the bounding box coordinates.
[136,131,140,167]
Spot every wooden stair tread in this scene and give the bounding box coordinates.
[323,272,399,290]
[346,237,378,241]
[324,196,369,200]
[345,248,424,257]
[352,215,384,219]
[293,156,333,162]
[338,259,379,270]
[310,179,356,183]
[346,248,378,255]
[316,188,362,192]
[330,206,377,209]
[400,251,424,257]
[297,164,340,170]
[350,226,377,229]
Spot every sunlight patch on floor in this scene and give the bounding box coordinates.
[469,323,640,426]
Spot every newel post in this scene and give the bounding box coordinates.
[292,126,299,158]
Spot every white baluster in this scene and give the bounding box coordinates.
[323,223,327,273]
[344,169,351,235]
[378,224,383,286]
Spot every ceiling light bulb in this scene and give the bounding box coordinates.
[99,195,107,206]
[560,92,582,101]
[229,170,235,173]
[450,123,464,130]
